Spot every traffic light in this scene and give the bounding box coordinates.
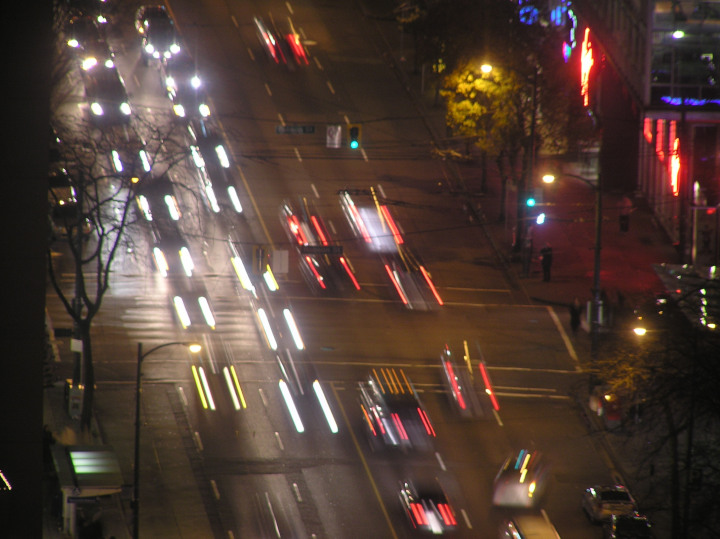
[536,212,546,225]
[348,124,361,149]
[525,194,536,207]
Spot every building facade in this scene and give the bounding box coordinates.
[561,0,720,265]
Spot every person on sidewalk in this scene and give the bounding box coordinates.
[619,194,634,232]
[569,297,582,335]
[540,243,553,282]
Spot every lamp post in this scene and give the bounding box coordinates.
[132,341,201,539]
[543,172,603,358]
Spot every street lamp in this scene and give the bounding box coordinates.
[132,341,201,539]
[542,172,603,358]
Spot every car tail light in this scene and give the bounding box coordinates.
[438,503,456,526]
[410,503,427,526]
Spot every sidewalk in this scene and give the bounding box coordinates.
[42,375,214,538]
[385,27,679,538]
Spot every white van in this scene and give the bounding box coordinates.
[500,514,561,539]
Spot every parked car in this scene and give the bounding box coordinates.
[582,485,638,523]
[603,512,653,538]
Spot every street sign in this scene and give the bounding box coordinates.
[276,125,315,135]
[326,125,342,148]
[300,245,343,255]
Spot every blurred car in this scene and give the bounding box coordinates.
[439,344,484,418]
[135,5,180,64]
[582,485,638,523]
[283,19,308,65]
[187,120,243,213]
[492,449,548,508]
[500,514,561,539]
[603,512,652,538]
[66,15,112,71]
[398,479,456,534]
[254,16,286,64]
[632,292,685,336]
[48,166,77,219]
[162,51,210,120]
[358,367,436,451]
[84,64,131,123]
[135,175,182,223]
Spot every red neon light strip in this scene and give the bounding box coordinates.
[379,205,404,244]
[419,265,444,306]
[444,361,467,410]
[384,264,409,304]
[310,215,328,246]
[339,257,361,290]
[305,256,326,289]
[479,362,500,411]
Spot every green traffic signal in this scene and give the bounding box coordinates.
[526,197,536,207]
[349,125,360,149]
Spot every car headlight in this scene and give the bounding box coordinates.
[191,75,201,89]
[90,102,104,116]
[120,102,131,115]
[163,51,171,59]
[104,58,114,68]
[166,76,176,89]
[67,38,79,48]
[199,104,210,117]
[82,57,98,71]
[144,43,154,54]
[173,104,186,117]
[170,43,180,55]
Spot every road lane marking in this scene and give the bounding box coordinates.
[210,479,220,500]
[461,508,472,529]
[547,305,580,368]
[292,482,302,502]
[259,387,269,408]
[331,382,399,539]
[435,451,446,471]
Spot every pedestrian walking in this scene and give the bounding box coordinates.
[569,297,582,335]
[540,243,553,282]
[619,194,634,232]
